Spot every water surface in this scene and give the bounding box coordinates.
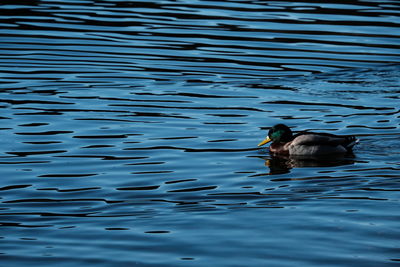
[1,1,400,266]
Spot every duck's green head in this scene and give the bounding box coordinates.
[258,124,293,146]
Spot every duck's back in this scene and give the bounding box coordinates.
[287,132,357,156]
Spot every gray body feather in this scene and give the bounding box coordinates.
[285,134,353,156]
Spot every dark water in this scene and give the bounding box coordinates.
[1,1,400,266]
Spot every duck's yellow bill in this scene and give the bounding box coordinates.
[258,137,271,147]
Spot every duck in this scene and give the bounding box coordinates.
[258,124,358,156]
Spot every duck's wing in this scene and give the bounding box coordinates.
[291,133,354,147]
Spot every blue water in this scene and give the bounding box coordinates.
[1,1,400,266]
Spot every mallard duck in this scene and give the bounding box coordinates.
[258,124,358,156]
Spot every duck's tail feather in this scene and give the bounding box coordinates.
[344,136,359,150]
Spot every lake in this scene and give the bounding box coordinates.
[0,0,399,266]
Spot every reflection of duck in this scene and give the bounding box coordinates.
[258,124,358,156]
[264,154,355,175]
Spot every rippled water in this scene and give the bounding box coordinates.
[1,1,400,266]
